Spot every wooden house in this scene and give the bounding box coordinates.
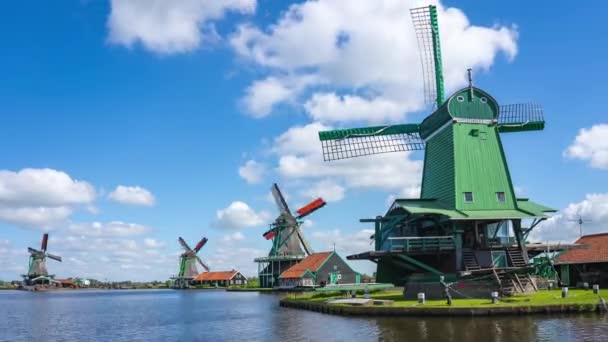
[556,233,608,287]
[278,251,361,288]
[193,270,248,287]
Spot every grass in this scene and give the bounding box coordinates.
[287,289,608,309]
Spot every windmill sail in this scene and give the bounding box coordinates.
[411,5,445,108]
[196,256,210,272]
[295,228,314,256]
[46,253,62,262]
[178,237,192,251]
[26,233,61,279]
[319,124,424,161]
[271,183,292,217]
[41,233,48,251]
[498,103,545,132]
[177,236,209,280]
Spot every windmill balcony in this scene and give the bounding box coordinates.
[387,236,455,252]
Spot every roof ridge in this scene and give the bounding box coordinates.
[580,232,608,239]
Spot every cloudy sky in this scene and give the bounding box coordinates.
[0,0,606,281]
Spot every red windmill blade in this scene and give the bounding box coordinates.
[193,237,208,253]
[41,233,49,252]
[296,198,326,219]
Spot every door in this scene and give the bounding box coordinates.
[560,264,570,286]
[491,251,507,268]
[329,272,339,285]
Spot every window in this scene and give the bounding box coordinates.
[464,192,474,203]
[496,192,506,202]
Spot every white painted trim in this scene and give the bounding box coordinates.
[424,120,453,142]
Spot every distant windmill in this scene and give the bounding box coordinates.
[24,233,62,285]
[174,236,209,289]
[264,183,325,257]
[254,183,326,288]
[569,214,591,238]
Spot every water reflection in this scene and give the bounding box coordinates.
[1,290,607,342]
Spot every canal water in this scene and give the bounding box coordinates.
[1,289,606,341]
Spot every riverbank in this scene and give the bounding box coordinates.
[280,289,608,317]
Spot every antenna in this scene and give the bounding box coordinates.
[569,214,592,237]
[467,68,474,100]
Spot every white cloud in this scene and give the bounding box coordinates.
[108,185,156,206]
[273,122,423,193]
[238,160,266,184]
[213,201,270,229]
[46,235,177,281]
[108,0,256,54]
[301,179,345,202]
[311,228,376,275]
[0,168,95,229]
[304,93,405,124]
[312,228,374,254]
[206,245,265,276]
[232,0,517,121]
[0,206,73,228]
[241,77,293,117]
[530,193,608,243]
[67,221,152,237]
[0,168,95,207]
[564,124,608,170]
[143,238,166,249]
[223,232,245,242]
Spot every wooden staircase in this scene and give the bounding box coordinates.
[493,269,538,296]
[463,250,481,271]
[507,249,527,268]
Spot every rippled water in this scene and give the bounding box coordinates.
[1,289,607,341]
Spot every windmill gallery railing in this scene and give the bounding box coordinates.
[387,236,455,252]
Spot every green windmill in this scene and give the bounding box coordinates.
[254,183,326,288]
[173,236,209,289]
[317,5,557,296]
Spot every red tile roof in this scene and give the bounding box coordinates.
[556,233,608,264]
[194,270,239,281]
[279,252,333,279]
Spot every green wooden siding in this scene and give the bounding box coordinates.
[448,88,499,120]
[421,126,455,207]
[453,123,516,211]
[419,106,451,139]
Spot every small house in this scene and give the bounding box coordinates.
[555,233,608,287]
[193,270,248,287]
[278,251,360,288]
[55,278,77,288]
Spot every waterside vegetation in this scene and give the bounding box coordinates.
[281,288,608,316]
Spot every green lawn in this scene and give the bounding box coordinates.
[288,289,608,309]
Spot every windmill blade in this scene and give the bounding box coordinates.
[271,183,292,216]
[295,227,313,256]
[193,237,208,253]
[411,5,445,108]
[263,227,277,240]
[498,103,545,133]
[46,253,62,262]
[178,237,193,252]
[41,233,49,251]
[196,256,210,272]
[319,124,424,161]
[296,198,326,219]
[28,247,41,254]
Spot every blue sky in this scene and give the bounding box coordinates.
[0,0,607,281]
